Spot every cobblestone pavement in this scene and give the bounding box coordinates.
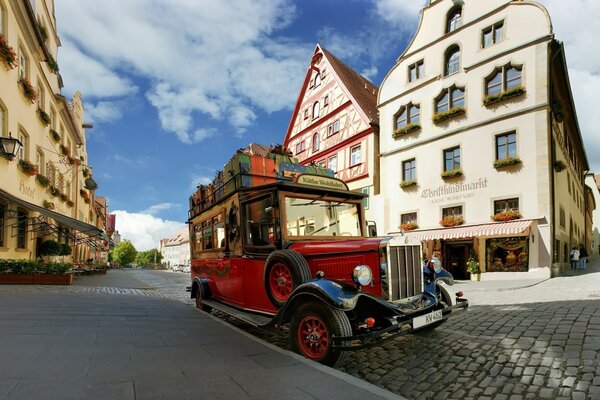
[4,264,600,400]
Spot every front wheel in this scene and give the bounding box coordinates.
[195,285,212,313]
[289,302,352,367]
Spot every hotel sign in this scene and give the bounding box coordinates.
[421,177,488,203]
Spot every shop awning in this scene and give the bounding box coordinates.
[401,219,534,241]
[0,188,103,237]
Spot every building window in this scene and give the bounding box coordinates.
[435,86,465,113]
[295,140,305,154]
[315,160,326,168]
[486,64,522,95]
[323,95,329,107]
[446,6,462,33]
[494,198,519,214]
[312,102,320,119]
[328,155,337,172]
[402,159,416,182]
[487,237,529,272]
[327,124,334,137]
[333,119,340,133]
[37,82,44,110]
[0,202,5,247]
[443,147,461,172]
[314,72,321,88]
[17,209,27,249]
[395,103,420,128]
[496,131,517,160]
[50,107,56,131]
[482,21,504,48]
[442,205,462,218]
[350,145,361,166]
[312,132,320,152]
[0,104,5,137]
[361,187,370,210]
[444,45,460,76]
[17,130,27,161]
[0,3,4,35]
[401,212,417,225]
[36,149,44,176]
[408,60,424,82]
[303,109,309,119]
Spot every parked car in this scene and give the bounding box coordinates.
[171,265,181,272]
[180,265,191,273]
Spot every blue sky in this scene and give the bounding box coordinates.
[54,0,599,250]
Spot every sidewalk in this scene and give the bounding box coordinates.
[454,254,600,293]
[0,274,405,400]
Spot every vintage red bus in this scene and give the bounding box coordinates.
[188,146,467,366]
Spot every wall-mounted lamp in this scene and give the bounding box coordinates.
[0,132,23,161]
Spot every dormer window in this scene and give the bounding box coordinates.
[446,6,462,33]
[444,45,460,77]
[312,101,320,119]
[314,72,321,88]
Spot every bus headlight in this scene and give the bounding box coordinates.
[353,265,373,286]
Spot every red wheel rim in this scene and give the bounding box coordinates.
[297,315,330,360]
[269,262,293,302]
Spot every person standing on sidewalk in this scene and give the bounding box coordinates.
[570,246,580,269]
[579,245,588,269]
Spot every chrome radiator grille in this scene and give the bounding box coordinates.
[387,244,423,301]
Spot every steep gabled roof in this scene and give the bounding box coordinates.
[320,46,379,124]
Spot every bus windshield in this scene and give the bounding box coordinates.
[284,195,362,238]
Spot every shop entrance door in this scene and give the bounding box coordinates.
[444,242,471,280]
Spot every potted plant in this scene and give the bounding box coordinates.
[400,180,417,188]
[393,123,421,138]
[49,186,61,197]
[467,257,480,281]
[432,106,466,124]
[483,86,526,106]
[553,160,566,172]
[440,215,464,227]
[50,129,60,142]
[36,174,50,187]
[46,54,59,74]
[18,159,38,176]
[0,34,18,69]
[19,77,38,103]
[493,157,521,169]
[60,144,70,156]
[399,222,418,231]
[491,209,521,221]
[37,108,51,126]
[441,168,463,180]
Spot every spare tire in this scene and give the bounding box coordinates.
[265,249,311,307]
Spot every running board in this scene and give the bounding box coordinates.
[203,300,273,327]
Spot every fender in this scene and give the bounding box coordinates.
[190,277,212,300]
[423,267,455,296]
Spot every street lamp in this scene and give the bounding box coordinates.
[0,132,23,161]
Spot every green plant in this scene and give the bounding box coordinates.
[50,129,60,142]
[400,180,417,188]
[82,168,90,177]
[432,107,466,124]
[58,243,72,256]
[43,200,55,210]
[483,86,526,106]
[39,262,72,275]
[0,259,38,274]
[467,257,480,274]
[59,193,68,202]
[49,186,61,197]
[37,20,48,42]
[494,157,522,169]
[553,160,566,172]
[60,144,70,156]
[0,34,18,69]
[36,174,50,187]
[441,168,463,179]
[440,215,464,227]
[37,108,51,126]
[66,200,74,207]
[46,54,59,74]
[393,123,421,138]
[18,159,38,176]
[39,240,61,256]
[19,77,38,103]
[492,209,521,221]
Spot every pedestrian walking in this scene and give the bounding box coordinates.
[579,244,588,269]
[570,246,580,269]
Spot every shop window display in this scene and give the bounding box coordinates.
[486,237,528,272]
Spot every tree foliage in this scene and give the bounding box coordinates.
[135,248,162,266]
[112,240,137,266]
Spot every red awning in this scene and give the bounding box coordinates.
[402,219,533,241]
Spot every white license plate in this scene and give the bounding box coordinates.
[413,310,443,329]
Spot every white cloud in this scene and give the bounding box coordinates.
[372,0,424,30]
[113,210,185,251]
[140,203,177,216]
[361,66,379,81]
[85,101,123,123]
[56,0,309,144]
[189,175,213,192]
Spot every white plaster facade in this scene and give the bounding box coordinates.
[374,0,589,279]
[160,228,189,268]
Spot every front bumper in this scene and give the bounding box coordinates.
[331,297,468,350]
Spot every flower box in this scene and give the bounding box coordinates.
[400,180,417,188]
[553,160,566,172]
[0,34,18,69]
[36,174,50,187]
[440,215,464,227]
[432,107,465,124]
[60,144,70,156]
[491,209,521,221]
[399,222,418,231]
[50,129,61,142]
[19,78,38,103]
[46,54,59,74]
[393,124,421,138]
[49,186,61,197]
[441,169,463,180]
[37,108,51,126]
[18,159,38,176]
[483,86,526,106]
[494,157,521,169]
[68,156,81,165]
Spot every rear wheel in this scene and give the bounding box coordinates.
[265,250,311,307]
[195,285,212,313]
[289,302,351,367]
